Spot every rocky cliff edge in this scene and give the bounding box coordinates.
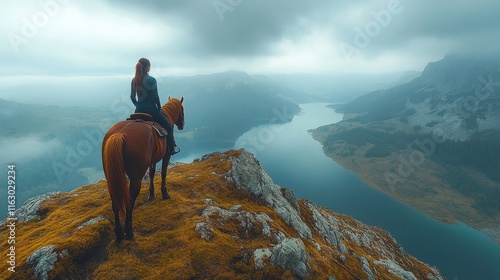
[0,149,443,280]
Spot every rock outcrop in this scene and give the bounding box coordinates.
[26,245,68,280]
[270,238,308,279]
[0,149,444,280]
[5,192,62,225]
[230,150,312,239]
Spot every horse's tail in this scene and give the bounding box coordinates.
[102,133,130,218]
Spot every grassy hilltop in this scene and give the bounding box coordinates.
[1,150,443,280]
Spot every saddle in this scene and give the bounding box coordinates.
[127,113,169,137]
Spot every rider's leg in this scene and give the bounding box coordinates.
[150,110,176,155]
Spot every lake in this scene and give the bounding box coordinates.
[233,103,500,280]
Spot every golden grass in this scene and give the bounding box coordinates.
[1,150,441,279]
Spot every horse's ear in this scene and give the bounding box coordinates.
[180,97,184,103]
[168,96,171,100]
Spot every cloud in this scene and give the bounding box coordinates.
[1,0,186,75]
[0,136,63,166]
[1,0,500,76]
[102,0,341,55]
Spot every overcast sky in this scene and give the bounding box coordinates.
[2,0,500,77]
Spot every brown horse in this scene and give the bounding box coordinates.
[102,97,184,242]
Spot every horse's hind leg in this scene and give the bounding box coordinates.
[112,203,124,243]
[125,179,141,240]
[148,164,156,201]
[161,154,172,200]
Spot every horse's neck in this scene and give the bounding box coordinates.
[162,104,178,125]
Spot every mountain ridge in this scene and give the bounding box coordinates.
[337,53,500,128]
[311,53,500,244]
[0,149,443,280]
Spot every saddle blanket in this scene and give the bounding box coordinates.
[127,113,169,137]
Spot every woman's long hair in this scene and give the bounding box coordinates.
[133,58,151,97]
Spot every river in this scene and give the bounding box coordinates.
[231,103,500,280]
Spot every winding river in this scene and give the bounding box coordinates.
[232,103,500,280]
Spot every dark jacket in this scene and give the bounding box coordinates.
[130,74,161,109]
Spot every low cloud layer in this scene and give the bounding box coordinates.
[0,136,62,166]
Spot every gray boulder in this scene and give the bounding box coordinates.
[76,216,107,230]
[360,256,375,280]
[270,238,308,279]
[374,259,418,280]
[26,245,67,280]
[305,200,347,254]
[201,205,273,238]
[253,248,272,270]
[10,192,62,224]
[195,222,214,241]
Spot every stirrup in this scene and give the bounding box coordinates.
[171,145,181,155]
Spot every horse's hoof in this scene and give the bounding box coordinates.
[125,232,134,240]
[162,194,170,200]
[115,235,125,244]
[148,195,155,201]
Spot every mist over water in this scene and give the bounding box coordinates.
[0,136,62,167]
[0,76,129,108]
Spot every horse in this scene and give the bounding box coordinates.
[102,97,184,242]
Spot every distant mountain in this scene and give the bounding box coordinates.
[162,71,301,147]
[0,150,443,280]
[312,53,500,243]
[269,71,416,103]
[0,98,109,138]
[338,53,500,140]
[390,70,421,87]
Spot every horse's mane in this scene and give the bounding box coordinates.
[161,98,182,126]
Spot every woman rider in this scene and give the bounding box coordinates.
[130,57,178,155]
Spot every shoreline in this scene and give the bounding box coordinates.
[310,129,500,245]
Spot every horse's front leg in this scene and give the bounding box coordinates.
[161,154,171,200]
[148,163,156,201]
[125,179,141,240]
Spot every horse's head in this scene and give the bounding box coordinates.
[176,97,185,130]
[162,97,185,130]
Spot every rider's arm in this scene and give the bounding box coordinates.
[151,78,161,109]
